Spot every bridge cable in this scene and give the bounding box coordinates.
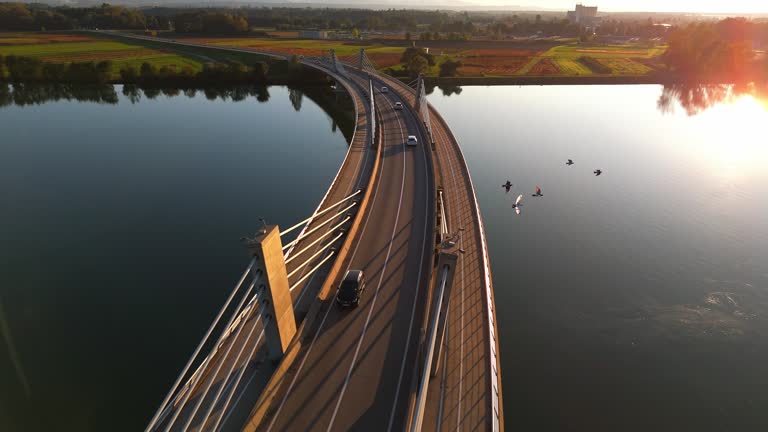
[207,309,271,432]
[144,258,256,432]
[187,301,268,432]
[285,218,350,266]
[162,273,263,432]
[289,250,337,292]
[281,202,357,251]
[280,190,361,237]
[286,232,344,280]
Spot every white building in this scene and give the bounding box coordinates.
[567,4,599,25]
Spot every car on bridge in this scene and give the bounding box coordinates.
[394,102,403,110]
[336,270,366,308]
[407,135,418,147]
[380,86,389,94]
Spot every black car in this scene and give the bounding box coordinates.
[336,270,365,307]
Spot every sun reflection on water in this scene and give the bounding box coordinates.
[661,84,768,180]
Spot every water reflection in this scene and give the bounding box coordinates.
[658,82,768,115]
[1,82,354,141]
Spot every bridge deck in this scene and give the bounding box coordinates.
[251,70,436,432]
[375,75,503,431]
[148,58,376,432]
[118,30,503,431]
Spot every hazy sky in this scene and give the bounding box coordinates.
[461,0,766,13]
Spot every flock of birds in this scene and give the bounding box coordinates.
[502,159,602,215]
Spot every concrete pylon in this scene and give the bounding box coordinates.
[359,48,365,70]
[414,74,424,113]
[249,225,296,361]
[430,240,459,377]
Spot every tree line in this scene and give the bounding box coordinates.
[6,2,756,40]
[0,55,113,82]
[664,18,768,82]
[0,52,336,87]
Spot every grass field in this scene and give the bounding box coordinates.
[0,33,207,78]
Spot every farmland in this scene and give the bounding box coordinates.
[0,32,667,83]
[0,33,206,78]
[173,36,665,79]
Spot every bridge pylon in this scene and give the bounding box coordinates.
[248,225,296,361]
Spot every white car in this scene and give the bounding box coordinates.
[407,135,418,146]
[381,86,389,94]
[394,102,403,110]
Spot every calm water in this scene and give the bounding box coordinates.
[2,82,767,432]
[0,84,352,431]
[428,84,768,431]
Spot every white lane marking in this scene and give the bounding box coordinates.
[265,83,390,432]
[216,78,375,428]
[325,90,407,432]
[385,86,432,432]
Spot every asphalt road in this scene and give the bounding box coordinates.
[260,76,435,432]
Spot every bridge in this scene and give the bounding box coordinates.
[105,32,503,432]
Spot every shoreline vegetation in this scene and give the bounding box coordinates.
[0,4,765,87]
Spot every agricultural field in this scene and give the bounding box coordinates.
[0,32,668,81]
[0,32,205,78]
[179,37,404,59]
[455,49,538,76]
[554,58,593,75]
[511,42,666,77]
[544,43,667,59]
[596,58,653,75]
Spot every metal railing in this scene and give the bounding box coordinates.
[410,265,450,432]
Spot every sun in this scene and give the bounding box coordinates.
[702,95,768,180]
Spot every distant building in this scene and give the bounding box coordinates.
[567,4,599,25]
[299,30,331,40]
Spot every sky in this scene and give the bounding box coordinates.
[460,0,767,14]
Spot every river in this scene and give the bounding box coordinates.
[0,83,353,431]
[427,82,768,431]
[1,82,767,431]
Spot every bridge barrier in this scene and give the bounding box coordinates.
[371,72,503,431]
[427,106,503,432]
[242,80,383,432]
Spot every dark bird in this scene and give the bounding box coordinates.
[594,169,602,176]
[566,159,574,166]
[502,180,513,193]
[532,185,543,197]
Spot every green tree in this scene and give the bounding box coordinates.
[140,62,157,80]
[439,59,462,77]
[252,61,269,82]
[407,55,428,78]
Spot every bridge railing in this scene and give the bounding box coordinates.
[366,70,501,431]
